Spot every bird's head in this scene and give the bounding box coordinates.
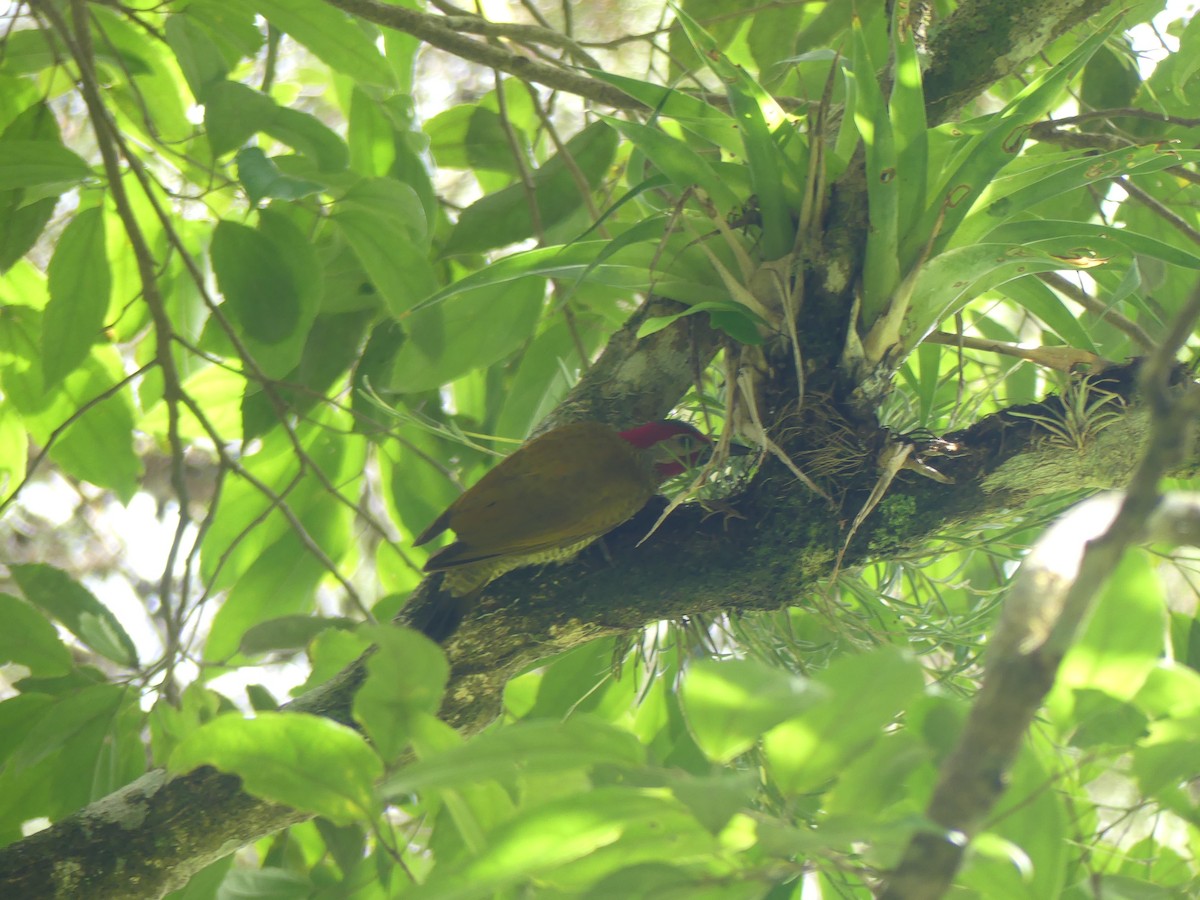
[618,420,711,480]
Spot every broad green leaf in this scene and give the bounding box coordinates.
[211,219,300,345]
[447,121,618,254]
[763,647,923,794]
[680,658,824,762]
[493,322,582,440]
[0,140,91,192]
[4,683,129,772]
[0,103,63,273]
[382,717,645,798]
[425,104,524,174]
[0,404,26,498]
[1135,663,1200,720]
[252,0,395,87]
[42,207,111,388]
[204,499,355,662]
[164,13,229,100]
[353,625,448,762]
[263,106,349,172]
[203,80,277,157]
[0,312,140,498]
[89,6,192,144]
[141,362,246,442]
[169,711,382,826]
[0,593,72,676]
[238,615,357,655]
[1053,551,1165,702]
[388,276,545,392]
[333,207,436,316]
[10,563,138,668]
[416,787,709,898]
[235,148,323,204]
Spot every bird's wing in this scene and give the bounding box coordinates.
[425,424,656,568]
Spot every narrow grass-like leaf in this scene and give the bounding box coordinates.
[672,6,795,259]
[851,20,900,322]
[998,277,1099,353]
[604,116,741,215]
[906,17,1122,262]
[584,69,742,154]
[956,145,1197,248]
[899,243,1094,353]
[890,3,928,251]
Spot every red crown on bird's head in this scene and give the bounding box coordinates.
[618,420,710,479]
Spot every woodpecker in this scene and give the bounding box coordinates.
[411,420,711,639]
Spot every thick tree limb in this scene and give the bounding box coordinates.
[5,361,1197,898]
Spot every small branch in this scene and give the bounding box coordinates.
[323,0,643,109]
[1037,272,1155,351]
[1118,175,1200,248]
[923,330,1104,370]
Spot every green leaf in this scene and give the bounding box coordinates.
[680,658,824,762]
[382,717,646,798]
[203,80,277,157]
[907,17,1122,261]
[211,219,300,345]
[889,0,928,250]
[637,300,766,344]
[425,104,524,173]
[584,70,742,155]
[353,626,448,762]
[849,20,899,321]
[0,593,72,676]
[900,242,1096,353]
[1055,551,1165,702]
[447,121,618,254]
[168,711,382,826]
[956,146,1196,249]
[673,5,794,257]
[4,683,129,772]
[0,103,63,273]
[763,647,924,794]
[42,207,111,388]
[333,206,436,316]
[387,275,545,392]
[985,219,1200,270]
[416,787,707,898]
[605,116,741,216]
[0,140,91,192]
[10,563,139,667]
[238,615,356,655]
[263,106,349,172]
[236,148,323,204]
[251,0,395,87]
[164,13,229,101]
[997,277,1099,352]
